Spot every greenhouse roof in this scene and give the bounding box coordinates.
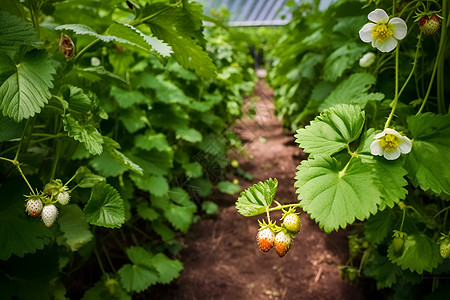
[202,0,293,26]
[202,0,336,27]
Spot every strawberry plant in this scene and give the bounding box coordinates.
[238,0,450,297]
[0,0,255,298]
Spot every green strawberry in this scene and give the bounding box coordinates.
[440,238,450,259]
[283,213,301,234]
[392,231,407,255]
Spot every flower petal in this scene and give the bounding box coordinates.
[359,23,376,42]
[368,9,389,24]
[370,140,384,156]
[389,17,407,40]
[383,128,402,138]
[374,36,397,52]
[373,131,386,139]
[398,136,412,154]
[383,148,401,160]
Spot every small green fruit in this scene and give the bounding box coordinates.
[283,213,301,234]
[440,238,450,259]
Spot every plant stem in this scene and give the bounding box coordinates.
[397,33,422,99]
[417,35,447,115]
[17,164,35,194]
[0,134,66,157]
[438,0,447,114]
[102,245,117,274]
[384,47,400,129]
[434,206,450,219]
[73,38,101,63]
[399,208,406,232]
[94,246,107,275]
[267,203,300,213]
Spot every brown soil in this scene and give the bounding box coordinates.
[152,80,366,300]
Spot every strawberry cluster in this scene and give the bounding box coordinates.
[256,208,301,257]
[25,179,71,228]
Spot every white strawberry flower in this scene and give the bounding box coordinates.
[359,9,407,52]
[370,128,412,160]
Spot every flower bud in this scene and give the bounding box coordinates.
[59,34,75,61]
[359,52,376,68]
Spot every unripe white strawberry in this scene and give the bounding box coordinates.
[57,191,70,205]
[26,199,43,217]
[274,231,292,257]
[41,204,59,228]
[283,213,301,234]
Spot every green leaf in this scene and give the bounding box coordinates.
[58,205,94,251]
[175,126,202,143]
[0,112,24,142]
[63,114,103,155]
[152,220,175,241]
[164,187,197,233]
[0,50,55,121]
[89,152,128,177]
[373,159,408,210]
[150,253,183,284]
[84,182,125,228]
[136,202,159,221]
[295,156,381,233]
[56,23,172,57]
[144,2,216,79]
[388,233,442,274]
[217,181,241,195]
[62,85,92,113]
[202,201,219,215]
[130,174,169,197]
[118,247,159,293]
[0,10,41,57]
[236,178,278,217]
[323,43,367,82]
[110,86,149,109]
[135,74,192,105]
[0,183,53,260]
[405,113,450,194]
[294,104,365,157]
[364,209,397,244]
[106,148,143,176]
[363,251,402,289]
[105,23,172,57]
[74,166,105,188]
[82,275,130,300]
[119,106,148,134]
[319,73,384,111]
[135,131,171,152]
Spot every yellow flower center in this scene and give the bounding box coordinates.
[372,24,393,42]
[380,134,399,151]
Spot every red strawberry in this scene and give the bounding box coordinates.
[283,213,301,234]
[26,199,43,217]
[418,14,441,36]
[274,231,292,257]
[41,204,59,228]
[257,227,275,253]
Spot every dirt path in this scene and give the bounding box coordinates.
[152,80,365,300]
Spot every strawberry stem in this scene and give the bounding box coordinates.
[384,46,400,129]
[268,203,300,213]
